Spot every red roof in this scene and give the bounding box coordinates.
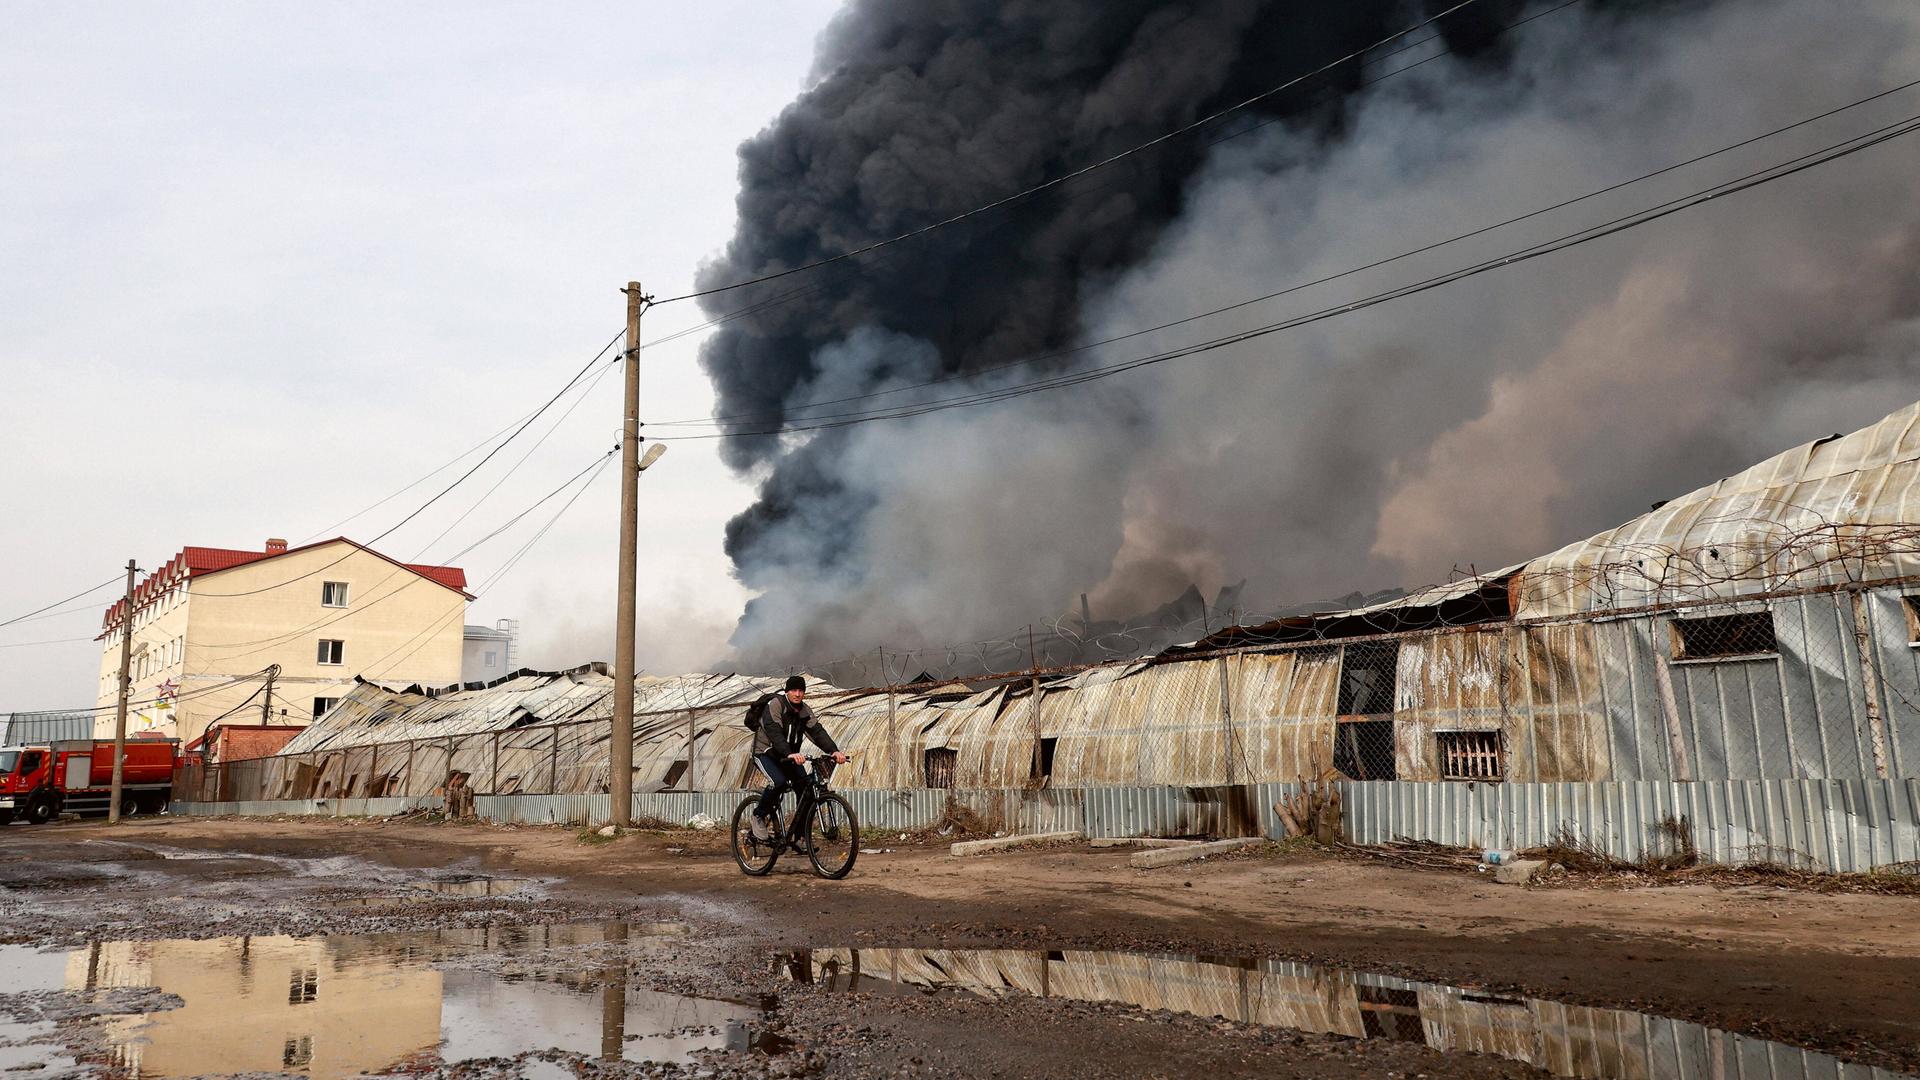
[102,538,469,631]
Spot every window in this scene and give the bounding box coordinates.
[1333,719,1396,781]
[321,581,349,607]
[1337,642,1400,716]
[282,1037,313,1069]
[316,639,345,665]
[1671,611,1776,661]
[1030,737,1058,781]
[484,650,498,666]
[923,748,957,789]
[312,697,339,718]
[1903,595,1920,645]
[662,759,689,789]
[1437,730,1505,781]
[287,967,318,1005]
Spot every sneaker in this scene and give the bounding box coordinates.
[749,815,773,842]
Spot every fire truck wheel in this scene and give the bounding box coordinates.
[23,795,55,826]
[119,794,142,818]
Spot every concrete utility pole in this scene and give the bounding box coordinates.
[107,559,137,825]
[260,665,277,726]
[610,280,648,827]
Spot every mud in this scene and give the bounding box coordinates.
[1,815,1916,1077]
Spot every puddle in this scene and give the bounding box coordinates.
[325,875,533,908]
[0,945,79,1075]
[787,948,1911,1079]
[0,923,768,1078]
[414,874,529,898]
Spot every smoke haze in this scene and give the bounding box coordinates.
[693,0,1920,670]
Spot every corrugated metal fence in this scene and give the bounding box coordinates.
[171,777,1918,873]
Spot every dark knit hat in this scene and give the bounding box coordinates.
[784,675,807,692]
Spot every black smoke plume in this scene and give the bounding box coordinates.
[696,0,1920,673]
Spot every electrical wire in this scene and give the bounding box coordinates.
[361,452,618,681]
[413,352,622,563]
[653,0,1489,305]
[192,447,619,659]
[189,329,624,601]
[649,107,1920,441]
[648,75,1920,432]
[32,667,279,718]
[0,576,124,630]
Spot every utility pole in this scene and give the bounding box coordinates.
[260,665,277,726]
[610,280,647,827]
[107,559,137,825]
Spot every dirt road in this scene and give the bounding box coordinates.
[2,815,1915,1078]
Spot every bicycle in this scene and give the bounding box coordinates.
[730,755,860,879]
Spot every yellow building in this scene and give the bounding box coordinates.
[95,538,469,745]
[67,935,442,1078]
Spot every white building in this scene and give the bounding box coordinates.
[461,619,519,684]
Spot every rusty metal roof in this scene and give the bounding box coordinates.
[1514,401,1920,619]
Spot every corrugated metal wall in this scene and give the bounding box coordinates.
[173,583,1920,872]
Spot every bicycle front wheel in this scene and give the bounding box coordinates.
[804,793,859,879]
[731,796,779,876]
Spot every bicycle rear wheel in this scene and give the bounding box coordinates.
[804,793,859,879]
[730,796,779,876]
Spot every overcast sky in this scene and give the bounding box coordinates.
[0,3,844,710]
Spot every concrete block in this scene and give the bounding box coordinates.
[1129,837,1263,869]
[1088,837,1201,850]
[1492,858,1549,885]
[949,831,1083,857]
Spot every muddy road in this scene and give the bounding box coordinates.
[1,816,1915,1078]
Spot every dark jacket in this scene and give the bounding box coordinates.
[752,693,840,758]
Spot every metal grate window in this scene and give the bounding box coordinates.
[1437,730,1505,781]
[1671,611,1777,660]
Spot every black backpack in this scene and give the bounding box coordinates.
[742,691,781,732]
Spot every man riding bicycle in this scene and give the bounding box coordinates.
[751,675,847,841]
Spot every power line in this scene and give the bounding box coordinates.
[649,75,1920,433]
[0,576,123,630]
[650,107,1920,441]
[361,452,618,681]
[189,329,624,601]
[0,636,93,649]
[413,351,623,564]
[629,0,1586,387]
[31,667,278,719]
[653,0,1489,305]
[192,448,619,659]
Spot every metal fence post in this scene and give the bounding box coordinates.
[491,731,502,794]
[1650,622,1694,782]
[549,725,560,794]
[883,647,899,790]
[1848,587,1893,778]
[369,742,379,798]
[1217,655,1236,785]
[406,739,416,797]
[1027,626,1043,786]
[685,709,697,791]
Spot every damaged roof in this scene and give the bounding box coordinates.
[1514,400,1920,619]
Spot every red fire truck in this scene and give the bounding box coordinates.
[0,738,180,826]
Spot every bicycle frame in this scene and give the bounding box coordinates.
[767,758,836,849]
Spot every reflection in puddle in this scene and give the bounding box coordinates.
[787,948,1910,1080]
[0,923,764,1078]
[413,875,526,897]
[326,876,532,908]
